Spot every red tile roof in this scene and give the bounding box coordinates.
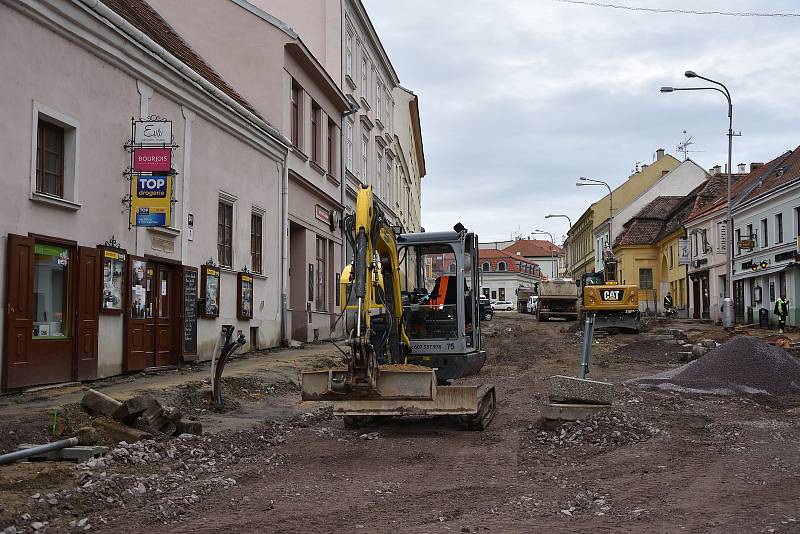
[501,239,564,258]
[737,147,800,205]
[99,0,263,119]
[479,249,539,274]
[615,186,705,247]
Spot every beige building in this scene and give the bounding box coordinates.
[392,86,426,232]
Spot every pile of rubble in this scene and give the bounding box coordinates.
[535,412,660,449]
[636,335,800,395]
[80,389,202,442]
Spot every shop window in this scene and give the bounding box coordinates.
[316,237,327,311]
[218,200,234,268]
[33,243,71,338]
[30,103,80,208]
[639,268,653,289]
[251,211,263,274]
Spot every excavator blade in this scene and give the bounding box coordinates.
[301,364,436,401]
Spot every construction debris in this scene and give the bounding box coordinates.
[543,376,614,422]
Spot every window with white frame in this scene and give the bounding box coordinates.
[218,199,234,268]
[251,210,263,274]
[30,102,80,207]
[345,119,354,170]
[761,218,768,248]
[385,94,392,132]
[376,80,382,120]
[361,136,368,182]
[376,151,383,198]
[345,30,353,78]
[775,212,784,244]
[385,159,392,205]
[361,57,368,100]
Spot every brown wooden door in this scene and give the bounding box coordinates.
[3,234,35,389]
[154,265,179,367]
[75,247,100,380]
[125,255,154,371]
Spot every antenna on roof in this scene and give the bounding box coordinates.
[677,130,705,161]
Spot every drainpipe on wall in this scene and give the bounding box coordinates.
[280,158,290,345]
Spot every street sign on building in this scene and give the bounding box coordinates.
[678,238,690,265]
[130,175,172,227]
[739,238,755,250]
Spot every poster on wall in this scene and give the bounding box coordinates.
[238,272,253,320]
[201,265,220,318]
[678,238,690,265]
[183,267,198,356]
[130,175,173,227]
[131,259,151,319]
[101,248,126,312]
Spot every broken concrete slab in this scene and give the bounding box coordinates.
[81,389,123,418]
[692,345,710,358]
[17,445,109,462]
[119,393,159,416]
[700,339,716,348]
[92,419,153,443]
[541,402,612,422]
[546,375,613,405]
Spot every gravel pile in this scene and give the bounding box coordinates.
[535,412,660,449]
[636,335,800,395]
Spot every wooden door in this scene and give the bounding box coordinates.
[75,247,100,380]
[154,265,179,367]
[3,234,35,389]
[701,275,711,319]
[124,255,155,371]
[692,278,701,319]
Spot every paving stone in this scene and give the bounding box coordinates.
[546,375,614,405]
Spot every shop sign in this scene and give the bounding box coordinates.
[133,148,171,172]
[134,120,172,145]
[130,175,172,227]
[739,238,755,250]
[315,205,330,224]
[775,250,797,263]
[678,238,690,265]
[35,243,69,266]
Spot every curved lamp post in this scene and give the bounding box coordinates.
[545,214,572,274]
[532,229,557,277]
[662,70,734,328]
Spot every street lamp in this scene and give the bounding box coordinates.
[532,229,557,278]
[545,214,572,274]
[661,70,735,328]
[576,177,613,269]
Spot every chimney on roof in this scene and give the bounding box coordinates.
[711,165,722,175]
[641,163,648,171]
[751,162,764,172]
[655,148,665,160]
[738,163,746,173]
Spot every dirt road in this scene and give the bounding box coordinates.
[3,315,800,533]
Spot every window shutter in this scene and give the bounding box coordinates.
[717,222,727,253]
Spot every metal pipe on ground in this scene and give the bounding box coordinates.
[0,437,79,466]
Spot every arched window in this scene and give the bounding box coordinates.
[482,262,490,272]
[498,261,507,272]
[448,262,456,273]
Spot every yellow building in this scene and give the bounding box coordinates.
[567,150,681,277]
[568,207,594,279]
[613,190,702,315]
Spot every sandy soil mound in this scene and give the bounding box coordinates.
[634,335,800,395]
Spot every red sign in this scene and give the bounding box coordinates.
[133,148,171,172]
[315,205,330,223]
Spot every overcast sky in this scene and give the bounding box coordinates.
[364,0,800,243]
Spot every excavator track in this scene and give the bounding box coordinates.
[458,384,496,431]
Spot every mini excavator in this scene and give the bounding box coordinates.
[301,185,496,429]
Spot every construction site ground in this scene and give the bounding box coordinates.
[2,314,800,533]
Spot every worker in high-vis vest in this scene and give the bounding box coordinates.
[775,294,789,334]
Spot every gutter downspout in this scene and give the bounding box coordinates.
[76,0,289,147]
[281,158,290,344]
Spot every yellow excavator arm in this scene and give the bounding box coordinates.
[344,185,410,390]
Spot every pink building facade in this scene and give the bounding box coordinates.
[0,0,288,390]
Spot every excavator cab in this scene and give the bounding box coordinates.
[397,231,485,380]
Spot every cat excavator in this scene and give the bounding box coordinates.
[300,185,496,429]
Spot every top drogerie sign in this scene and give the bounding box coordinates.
[134,120,172,145]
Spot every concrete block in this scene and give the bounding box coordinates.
[176,420,203,436]
[700,339,716,348]
[114,393,159,423]
[92,419,153,443]
[692,344,710,358]
[541,402,611,422]
[648,334,674,341]
[678,351,693,362]
[81,389,122,417]
[546,375,614,405]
